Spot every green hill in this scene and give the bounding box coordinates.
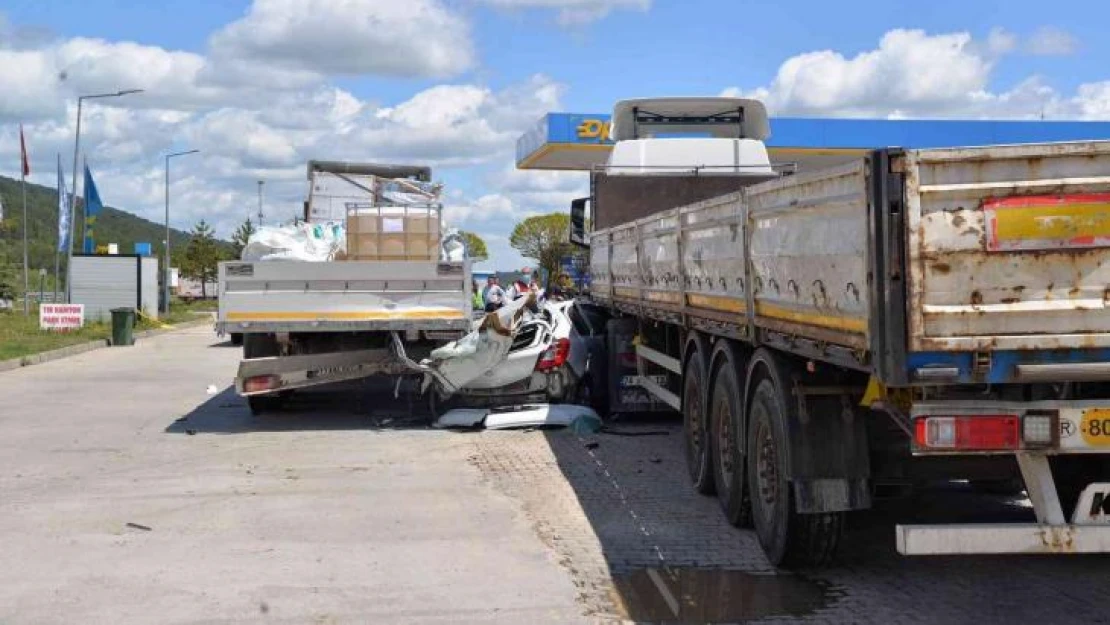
[0,174,232,294]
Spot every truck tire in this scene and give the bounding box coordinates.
[682,344,714,494]
[244,334,280,359]
[747,377,843,568]
[229,333,243,346]
[709,345,750,525]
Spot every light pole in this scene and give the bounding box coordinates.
[164,149,200,313]
[65,88,143,302]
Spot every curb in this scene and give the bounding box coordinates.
[0,315,215,373]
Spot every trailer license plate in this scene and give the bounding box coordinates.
[1080,409,1110,446]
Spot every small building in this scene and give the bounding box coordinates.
[70,254,159,322]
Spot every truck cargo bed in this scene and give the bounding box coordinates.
[217,259,472,334]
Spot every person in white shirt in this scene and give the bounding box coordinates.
[482,276,506,312]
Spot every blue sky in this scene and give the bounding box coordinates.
[1,0,1107,269]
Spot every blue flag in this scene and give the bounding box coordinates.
[56,154,70,254]
[83,164,103,254]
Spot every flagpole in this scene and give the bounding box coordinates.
[82,156,88,254]
[53,153,62,305]
[21,164,29,316]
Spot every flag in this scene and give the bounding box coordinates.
[57,155,70,254]
[83,164,103,254]
[20,125,30,177]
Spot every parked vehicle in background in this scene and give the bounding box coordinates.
[576,96,1110,566]
[177,278,218,301]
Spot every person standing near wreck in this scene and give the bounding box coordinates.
[483,276,505,312]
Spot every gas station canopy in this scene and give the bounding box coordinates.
[517,112,1110,172]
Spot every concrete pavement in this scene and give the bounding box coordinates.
[0,327,584,624]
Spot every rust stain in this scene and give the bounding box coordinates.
[952,214,967,227]
[1001,297,1020,304]
[931,262,951,274]
[970,290,984,306]
[1069,287,1082,298]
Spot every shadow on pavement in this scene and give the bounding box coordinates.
[531,413,1110,624]
[165,378,436,435]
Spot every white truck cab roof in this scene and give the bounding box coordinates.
[605,97,776,177]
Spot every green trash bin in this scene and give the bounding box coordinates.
[110,308,136,346]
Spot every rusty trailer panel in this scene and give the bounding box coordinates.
[904,141,1110,352]
[588,140,1110,384]
[746,161,871,347]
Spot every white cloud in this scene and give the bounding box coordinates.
[720,28,1109,121]
[210,0,474,78]
[477,0,650,25]
[986,27,1017,55]
[1026,26,1078,56]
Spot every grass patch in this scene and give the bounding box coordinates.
[0,302,213,362]
[0,313,113,361]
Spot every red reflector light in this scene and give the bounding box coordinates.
[536,338,571,372]
[243,375,281,394]
[913,415,1021,451]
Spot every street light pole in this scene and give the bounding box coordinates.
[65,88,143,302]
[163,149,200,314]
[257,180,264,226]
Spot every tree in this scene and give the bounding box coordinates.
[508,213,572,289]
[458,230,488,260]
[230,217,257,259]
[181,220,223,298]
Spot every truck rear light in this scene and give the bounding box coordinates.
[913,415,1020,451]
[243,374,281,394]
[1022,413,1056,446]
[536,338,571,372]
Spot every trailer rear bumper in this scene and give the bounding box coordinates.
[896,523,1110,555]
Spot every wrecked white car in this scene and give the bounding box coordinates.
[414,296,609,412]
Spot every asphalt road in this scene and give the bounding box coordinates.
[0,327,581,624]
[2,327,1109,624]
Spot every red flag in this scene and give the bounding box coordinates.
[19,124,30,177]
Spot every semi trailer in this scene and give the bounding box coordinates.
[576,97,1110,566]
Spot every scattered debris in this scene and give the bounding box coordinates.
[486,405,601,431]
[186,429,197,436]
[125,522,152,531]
[433,408,489,429]
[206,385,218,395]
[259,601,270,614]
[649,457,662,464]
[584,441,600,450]
[435,404,603,432]
[173,416,188,423]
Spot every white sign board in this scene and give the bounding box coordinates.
[40,304,85,331]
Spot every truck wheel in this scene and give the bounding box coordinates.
[747,377,843,568]
[709,347,750,525]
[229,333,243,346]
[683,347,714,494]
